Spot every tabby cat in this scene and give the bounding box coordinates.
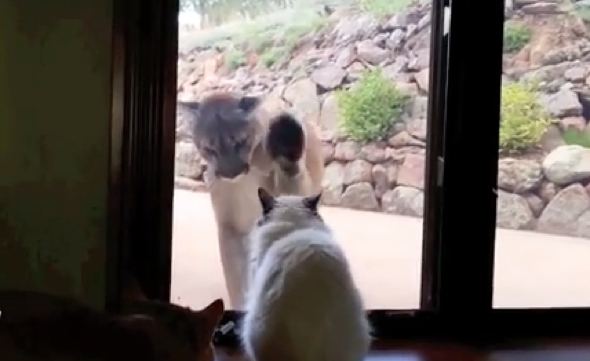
[0,275,224,361]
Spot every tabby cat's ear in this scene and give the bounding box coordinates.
[200,298,225,331]
[257,188,275,215]
[303,192,322,211]
[121,274,148,301]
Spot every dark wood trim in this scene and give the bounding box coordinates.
[420,0,448,311]
[107,0,179,303]
[216,338,590,361]
[367,309,590,342]
[434,0,504,313]
[213,308,590,347]
[212,312,590,348]
[112,0,590,345]
[371,309,590,343]
[158,0,180,296]
[105,0,127,312]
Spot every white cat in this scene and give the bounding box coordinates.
[241,188,371,361]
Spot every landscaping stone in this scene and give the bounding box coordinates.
[174,0,590,239]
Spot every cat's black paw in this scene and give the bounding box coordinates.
[265,113,305,176]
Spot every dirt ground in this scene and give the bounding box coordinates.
[170,190,590,310]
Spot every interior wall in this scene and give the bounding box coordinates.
[0,0,113,308]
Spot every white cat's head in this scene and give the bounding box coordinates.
[255,188,323,228]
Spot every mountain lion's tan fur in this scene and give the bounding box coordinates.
[178,92,324,309]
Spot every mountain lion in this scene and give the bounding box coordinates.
[177,92,324,309]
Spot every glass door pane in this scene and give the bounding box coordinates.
[171,0,445,312]
[493,1,590,308]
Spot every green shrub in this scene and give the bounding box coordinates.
[500,82,550,153]
[248,32,274,53]
[572,2,590,23]
[562,128,590,148]
[503,21,532,53]
[280,16,326,51]
[223,47,246,69]
[336,68,409,142]
[259,47,287,68]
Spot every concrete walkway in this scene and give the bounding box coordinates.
[171,190,590,310]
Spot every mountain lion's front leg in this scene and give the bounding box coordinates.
[217,226,249,310]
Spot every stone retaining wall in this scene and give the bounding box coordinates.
[174,0,590,240]
[175,141,590,239]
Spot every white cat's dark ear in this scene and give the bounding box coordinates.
[238,96,260,114]
[258,187,275,215]
[303,192,322,211]
[178,101,200,112]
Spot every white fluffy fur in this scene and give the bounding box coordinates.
[241,194,371,361]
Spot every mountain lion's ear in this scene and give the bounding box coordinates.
[238,96,260,114]
[178,101,200,112]
[303,193,322,212]
[257,188,275,215]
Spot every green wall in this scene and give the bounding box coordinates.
[0,0,113,308]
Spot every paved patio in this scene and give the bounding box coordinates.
[171,189,590,310]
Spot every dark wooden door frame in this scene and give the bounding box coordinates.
[107,0,179,308]
[105,0,590,342]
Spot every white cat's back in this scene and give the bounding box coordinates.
[242,227,371,361]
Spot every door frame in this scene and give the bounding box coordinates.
[106,0,590,345]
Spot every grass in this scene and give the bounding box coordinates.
[503,21,532,53]
[179,8,329,55]
[260,47,289,68]
[359,0,415,16]
[237,11,327,53]
[564,0,590,22]
[562,128,590,148]
[223,47,246,69]
[178,0,419,68]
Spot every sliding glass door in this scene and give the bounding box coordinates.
[114,0,590,343]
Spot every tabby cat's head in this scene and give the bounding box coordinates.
[121,275,225,361]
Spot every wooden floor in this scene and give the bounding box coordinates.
[214,340,590,361]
